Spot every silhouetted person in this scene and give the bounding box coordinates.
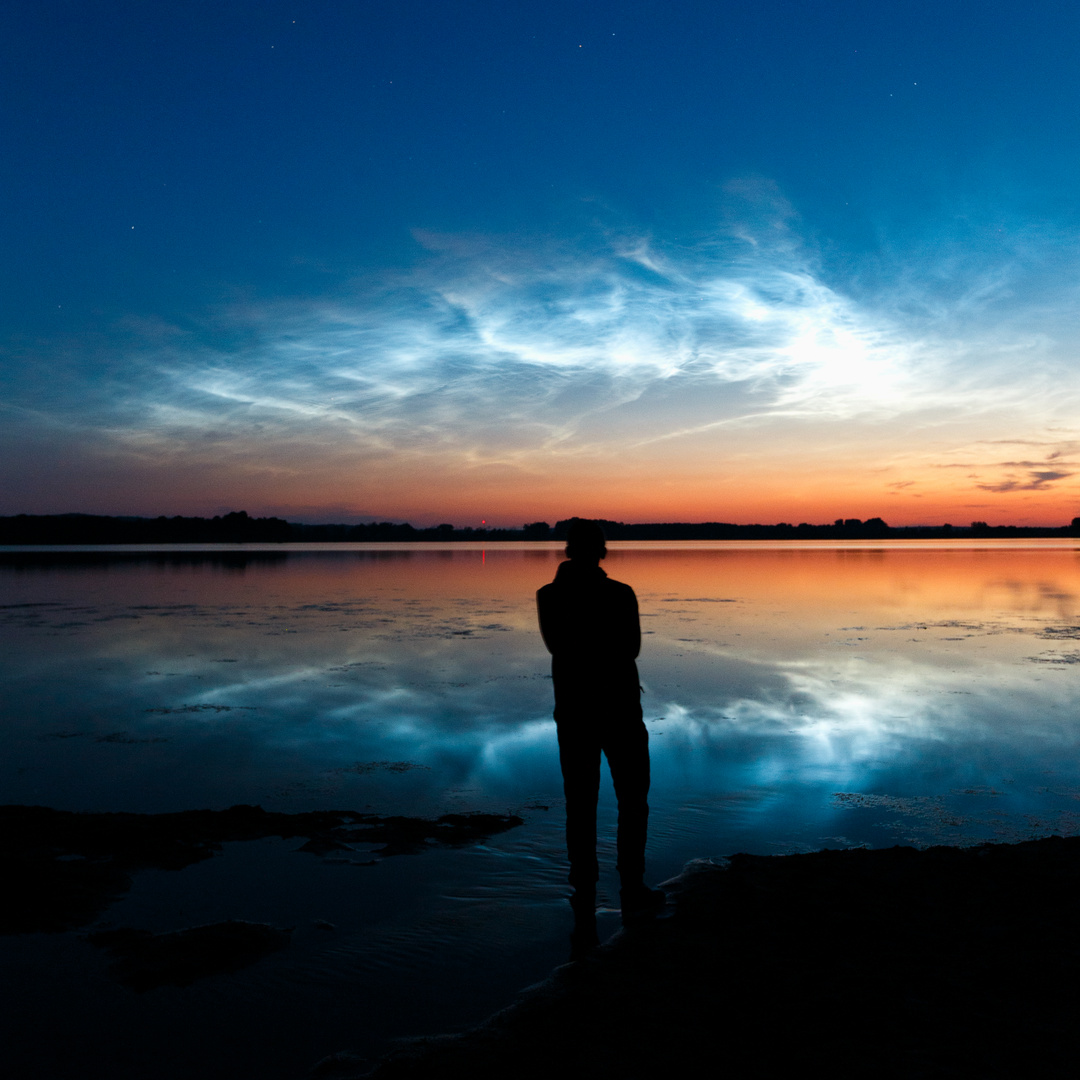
[537,520,665,925]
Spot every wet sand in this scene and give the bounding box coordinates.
[320,837,1080,1079]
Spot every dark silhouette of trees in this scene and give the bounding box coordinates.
[4,512,1078,545]
[0,511,292,545]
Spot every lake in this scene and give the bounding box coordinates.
[4,540,1080,1077]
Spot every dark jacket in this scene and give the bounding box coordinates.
[536,560,642,716]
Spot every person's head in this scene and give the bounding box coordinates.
[565,519,606,563]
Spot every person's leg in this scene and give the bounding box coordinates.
[555,717,601,889]
[603,714,650,889]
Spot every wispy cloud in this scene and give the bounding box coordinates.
[977,469,1075,493]
[930,445,1080,495]
[4,210,1080,520]
[41,237,929,443]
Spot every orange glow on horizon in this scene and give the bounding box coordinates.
[22,432,1079,529]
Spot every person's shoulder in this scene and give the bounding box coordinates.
[539,561,575,595]
[536,577,564,603]
[603,577,637,598]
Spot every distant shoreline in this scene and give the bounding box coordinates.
[3,511,1079,546]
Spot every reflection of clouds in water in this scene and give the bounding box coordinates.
[475,720,557,779]
[157,664,561,786]
[645,651,1080,788]
[117,615,1080,793]
[7,547,1080,830]
[313,677,552,737]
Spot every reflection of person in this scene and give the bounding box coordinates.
[537,519,665,920]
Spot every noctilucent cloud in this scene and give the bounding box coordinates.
[4,0,1080,526]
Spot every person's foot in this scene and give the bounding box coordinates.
[619,883,666,920]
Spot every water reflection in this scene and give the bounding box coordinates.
[3,541,1080,849]
[4,541,1080,1076]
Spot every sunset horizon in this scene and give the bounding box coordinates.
[5,3,1080,531]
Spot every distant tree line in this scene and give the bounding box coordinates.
[3,512,1080,546]
[0,511,294,545]
[546,516,1080,540]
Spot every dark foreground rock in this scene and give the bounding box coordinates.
[321,837,1080,1079]
[0,804,523,933]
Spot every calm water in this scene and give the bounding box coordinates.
[4,540,1080,1077]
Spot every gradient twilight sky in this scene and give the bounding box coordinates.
[3,1,1080,526]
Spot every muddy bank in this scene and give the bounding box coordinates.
[0,803,523,934]
[321,837,1080,1078]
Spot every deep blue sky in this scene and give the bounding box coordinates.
[4,1,1080,524]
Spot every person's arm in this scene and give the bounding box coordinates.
[624,587,641,660]
[536,586,561,655]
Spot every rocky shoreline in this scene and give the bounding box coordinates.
[316,837,1080,1079]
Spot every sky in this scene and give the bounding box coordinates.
[3,0,1080,527]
